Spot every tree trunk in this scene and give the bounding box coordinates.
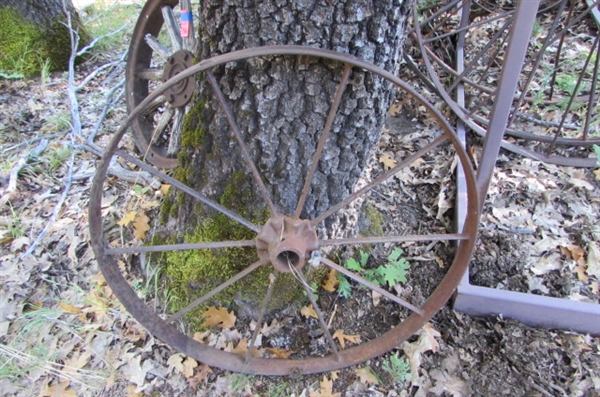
[173,0,411,227]
[0,0,89,76]
[161,0,412,315]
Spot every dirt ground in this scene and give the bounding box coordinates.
[1,1,599,396]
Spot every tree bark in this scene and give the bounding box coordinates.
[0,0,89,76]
[172,0,412,235]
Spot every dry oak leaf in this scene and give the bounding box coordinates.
[322,269,339,292]
[133,212,151,239]
[309,376,341,397]
[201,306,236,328]
[301,304,318,319]
[332,329,360,349]
[355,367,379,385]
[264,347,293,358]
[188,363,213,388]
[379,154,397,170]
[40,381,76,397]
[58,302,82,314]
[587,242,600,279]
[160,184,172,195]
[118,211,137,226]
[182,357,198,378]
[388,102,402,116]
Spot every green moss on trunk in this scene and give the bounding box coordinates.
[0,7,89,76]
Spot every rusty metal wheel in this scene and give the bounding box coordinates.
[408,0,600,167]
[125,0,198,169]
[90,46,480,375]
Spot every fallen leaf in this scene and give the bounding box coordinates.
[182,357,198,378]
[561,244,586,263]
[132,212,151,239]
[40,381,76,397]
[587,242,600,279]
[264,347,293,358]
[300,304,318,319]
[167,353,185,373]
[594,169,600,180]
[309,376,341,397]
[118,211,137,227]
[574,264,589,283]
[569,176,595,190]
[160,184,171,195]
[58,302,82,314]
[187,363,213,387]
[201,306,236,329]
[379,154,397,170]
[401,322,441,382]
[332,329,360,349]
[388,102,401,116]
[355,367,379,385]
[140,200,160,210]
[322,269,339,292]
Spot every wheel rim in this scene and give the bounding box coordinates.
[92,45,480,375]
[126,0,198,169]
[409,0,600,167]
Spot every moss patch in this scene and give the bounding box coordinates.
[0,7,89,76]
[359,202,385,237]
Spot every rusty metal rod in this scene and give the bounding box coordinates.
[311,134,449,226]
[166,260,264,323]
[297,268,341,361]
[294,63,353,219]
[107,240,256,255]
[115,149,261,232]
[321,257,423,316]
[319,233,468,247]
[206,70,279,217]
[246,272,278,363]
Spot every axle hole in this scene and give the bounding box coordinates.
[278,250,300,268]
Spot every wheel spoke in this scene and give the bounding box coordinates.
[206,70,278,216]
[167,107,185,156]
[144,34,170,61]
[166,260,264,323]
[245,272,278,363]
[294,64,353,219]
[179,0,197,52]
[142,95,167,116]
[106,240,255,255]
[138,68,163,81]
[147,104,175,152]
[161,6,183,52]
[115,149,261,232]
[295,269,340,360]
[311,134,449,226]
[319,233,469,247]
[321,257,424,315]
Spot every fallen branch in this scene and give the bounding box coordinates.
[21,1,82,258]
[87,78,125,144]
[0,140,49,208]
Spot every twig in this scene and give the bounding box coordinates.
[1,135,59,154]
[75,22,130,58]
[75,61,120,91]
[87,78,125,144]
[0,140,49,208]
[21,1,80,258]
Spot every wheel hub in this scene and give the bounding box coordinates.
[162,50,195,108]
[255,216,319,273]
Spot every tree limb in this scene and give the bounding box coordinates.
[0,140,49,208]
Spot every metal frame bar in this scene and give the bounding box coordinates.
[452,0,600,335]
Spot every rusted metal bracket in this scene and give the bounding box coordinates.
[452,0,600,336]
